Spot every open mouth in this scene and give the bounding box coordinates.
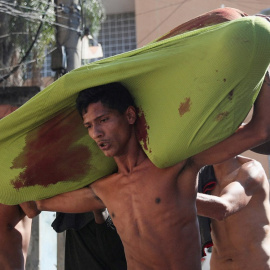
[100,142,107,147]
[98,141,109,150]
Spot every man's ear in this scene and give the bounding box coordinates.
[126,106,137,124]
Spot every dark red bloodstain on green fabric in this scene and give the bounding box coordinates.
[11,110,91,189]
[179,97,191,117]
[136,107,150,151]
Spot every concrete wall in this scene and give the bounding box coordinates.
[135,0,270,46]
[102,0,134,14]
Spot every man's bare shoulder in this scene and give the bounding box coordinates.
[237,156,266,178]
[236,155,268,191]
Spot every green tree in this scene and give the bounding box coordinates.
[0,0,55,86]
[0,0,105,86]
[82,0,106,36]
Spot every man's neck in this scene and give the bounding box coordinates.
[114,144,149,175]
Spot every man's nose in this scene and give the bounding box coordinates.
[89,125,103,139]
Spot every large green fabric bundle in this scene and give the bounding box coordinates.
[0,16,270,204]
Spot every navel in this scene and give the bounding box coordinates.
[111,212,115,218]
[155,198,161,204]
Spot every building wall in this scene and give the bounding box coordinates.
[102,0,134,14]
[98,12,137,58]
[135,0,270,46]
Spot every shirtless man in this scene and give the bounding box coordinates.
[196,155,270,270]
[0,202,40,270]
[36,72,270,269]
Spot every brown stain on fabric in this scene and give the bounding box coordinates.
[11,110,91,189]
[179,97,191,117]
[136,107,150,151]
[228,89,234,101]
[216,111,229,121]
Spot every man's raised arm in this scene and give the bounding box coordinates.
[36,185,105,213]
[196,159,266,220]
[197,181,253,221]
[192,72,270,167]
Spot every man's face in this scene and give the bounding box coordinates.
[82,101,134,157]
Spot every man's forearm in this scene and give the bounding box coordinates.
[36,187,105,213]
[196,193,229,221]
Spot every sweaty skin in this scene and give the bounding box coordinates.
[0,205,32,270]
[36,73,270,270]
[197,156,270,270]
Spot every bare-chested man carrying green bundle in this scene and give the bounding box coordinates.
[35,69,270,270]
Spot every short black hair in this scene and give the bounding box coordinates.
[76,82,135,118]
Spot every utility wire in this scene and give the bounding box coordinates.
[0,0,57,12]
[0,2,80,33]
[226,0,268,5]
[0,0,52,84]
[0,4,61,21]
[225,2,267,14]
[1,0,184,72]
[0,47,56,72]
[137,0,189,46]
[136,1,187,17]
[6,0,264,74]
[0,9,80,33]
[136,0,268,45]
[0,0,69,23]
[0,0,83,22]
[0,32,28,39]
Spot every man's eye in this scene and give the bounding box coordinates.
[100,117,108,123]
[85,125,92,129]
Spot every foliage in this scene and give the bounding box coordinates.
[0,0,105,84]
[82,0,106,35]
[8,0,56,67]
